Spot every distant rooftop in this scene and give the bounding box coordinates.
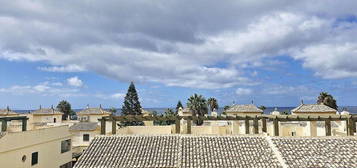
[226,104,263,113]
[0,107,18,116]
[31,106,63,115]
[291,104,337,113]
[77,105,111,115]
[69,122,98,131]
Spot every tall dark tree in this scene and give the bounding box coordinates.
[187,94,208,125]
[121,82,143,125]
[207,97,219,112]
[317,92,338,110]
[175,101,183,113]
[57,100,73,120]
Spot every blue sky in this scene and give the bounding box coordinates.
[1,0,357,109]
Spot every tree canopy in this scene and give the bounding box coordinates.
[317,92,338,110]
[56,100,73,120]
[121,82,143,125]
[187,94,208,125]
[207,97,219,112]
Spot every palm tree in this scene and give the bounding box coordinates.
[317,92,338,110]
[187,94,208,125]
[207,97,219,112]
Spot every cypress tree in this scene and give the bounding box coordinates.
[122,82,142,115]
[121,82,143,125]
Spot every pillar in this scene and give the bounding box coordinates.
[273,119,279,136]
[22,119,27,131]
[245,118,250,134]
[310,121,317,137]
[1,120,7,132]
[262,118,267,133]
[100,118,106,135]
[325,119,331,136]
[175,120,180,134]
[187,118,191,134]
[348,118,354,136]
[253,118,259,134]
[112,120,116,135]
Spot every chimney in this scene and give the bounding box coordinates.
[301,100,304,105]
[6,105,10,112]
[40,105,42,109]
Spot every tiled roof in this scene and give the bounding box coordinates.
[77,108,111,115]
[75,135,281,168]
[0,109,18,116]
[272,137,357,168]
[31,108,63,115]
[225,104,263,113]
[181,136,281,167]
[291,104,337,113]
[75,135,181,168]
[69,122,98,131]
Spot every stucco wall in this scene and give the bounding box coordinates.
[0,126,72,168]
[71,130,100,147]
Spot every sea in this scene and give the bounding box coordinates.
[13,106,357,115]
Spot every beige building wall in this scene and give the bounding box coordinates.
[78,114,109,123]
[0,126,72,168]
[71,130,100,147]
[116,126,173,135]
[32,114,63,124]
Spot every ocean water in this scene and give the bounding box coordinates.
[14,106,357,115]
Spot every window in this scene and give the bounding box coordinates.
[61,139,71,153]
[60,162,72,168]
[83,134,90,142]
[31,152,38,166]
[54,118,57,123]
[291,132,296,136]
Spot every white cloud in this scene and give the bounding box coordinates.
[111,93,125,99]
[38,65,85,72]
[67,76,83,87]
[292,43,357,79]
[235,88,252,96]
[0,83,80,97]
[1,0,357,89]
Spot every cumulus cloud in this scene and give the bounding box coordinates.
[0,82,80,97]
[1,0,357,89]
[292,43,357,79]
[67,76,83,87]
[235,88,252,96]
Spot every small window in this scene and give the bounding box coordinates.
[83,134,90,142]
[31,152,38,166]
[61,139,71,153]
[54,118,57,123]
[291,132,296,136]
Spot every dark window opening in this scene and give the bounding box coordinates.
[31,152,38,166]
[54,118,57,123]
[61,139,71,153]
[83,134,90,142]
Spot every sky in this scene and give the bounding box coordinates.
[1,0,357,109]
